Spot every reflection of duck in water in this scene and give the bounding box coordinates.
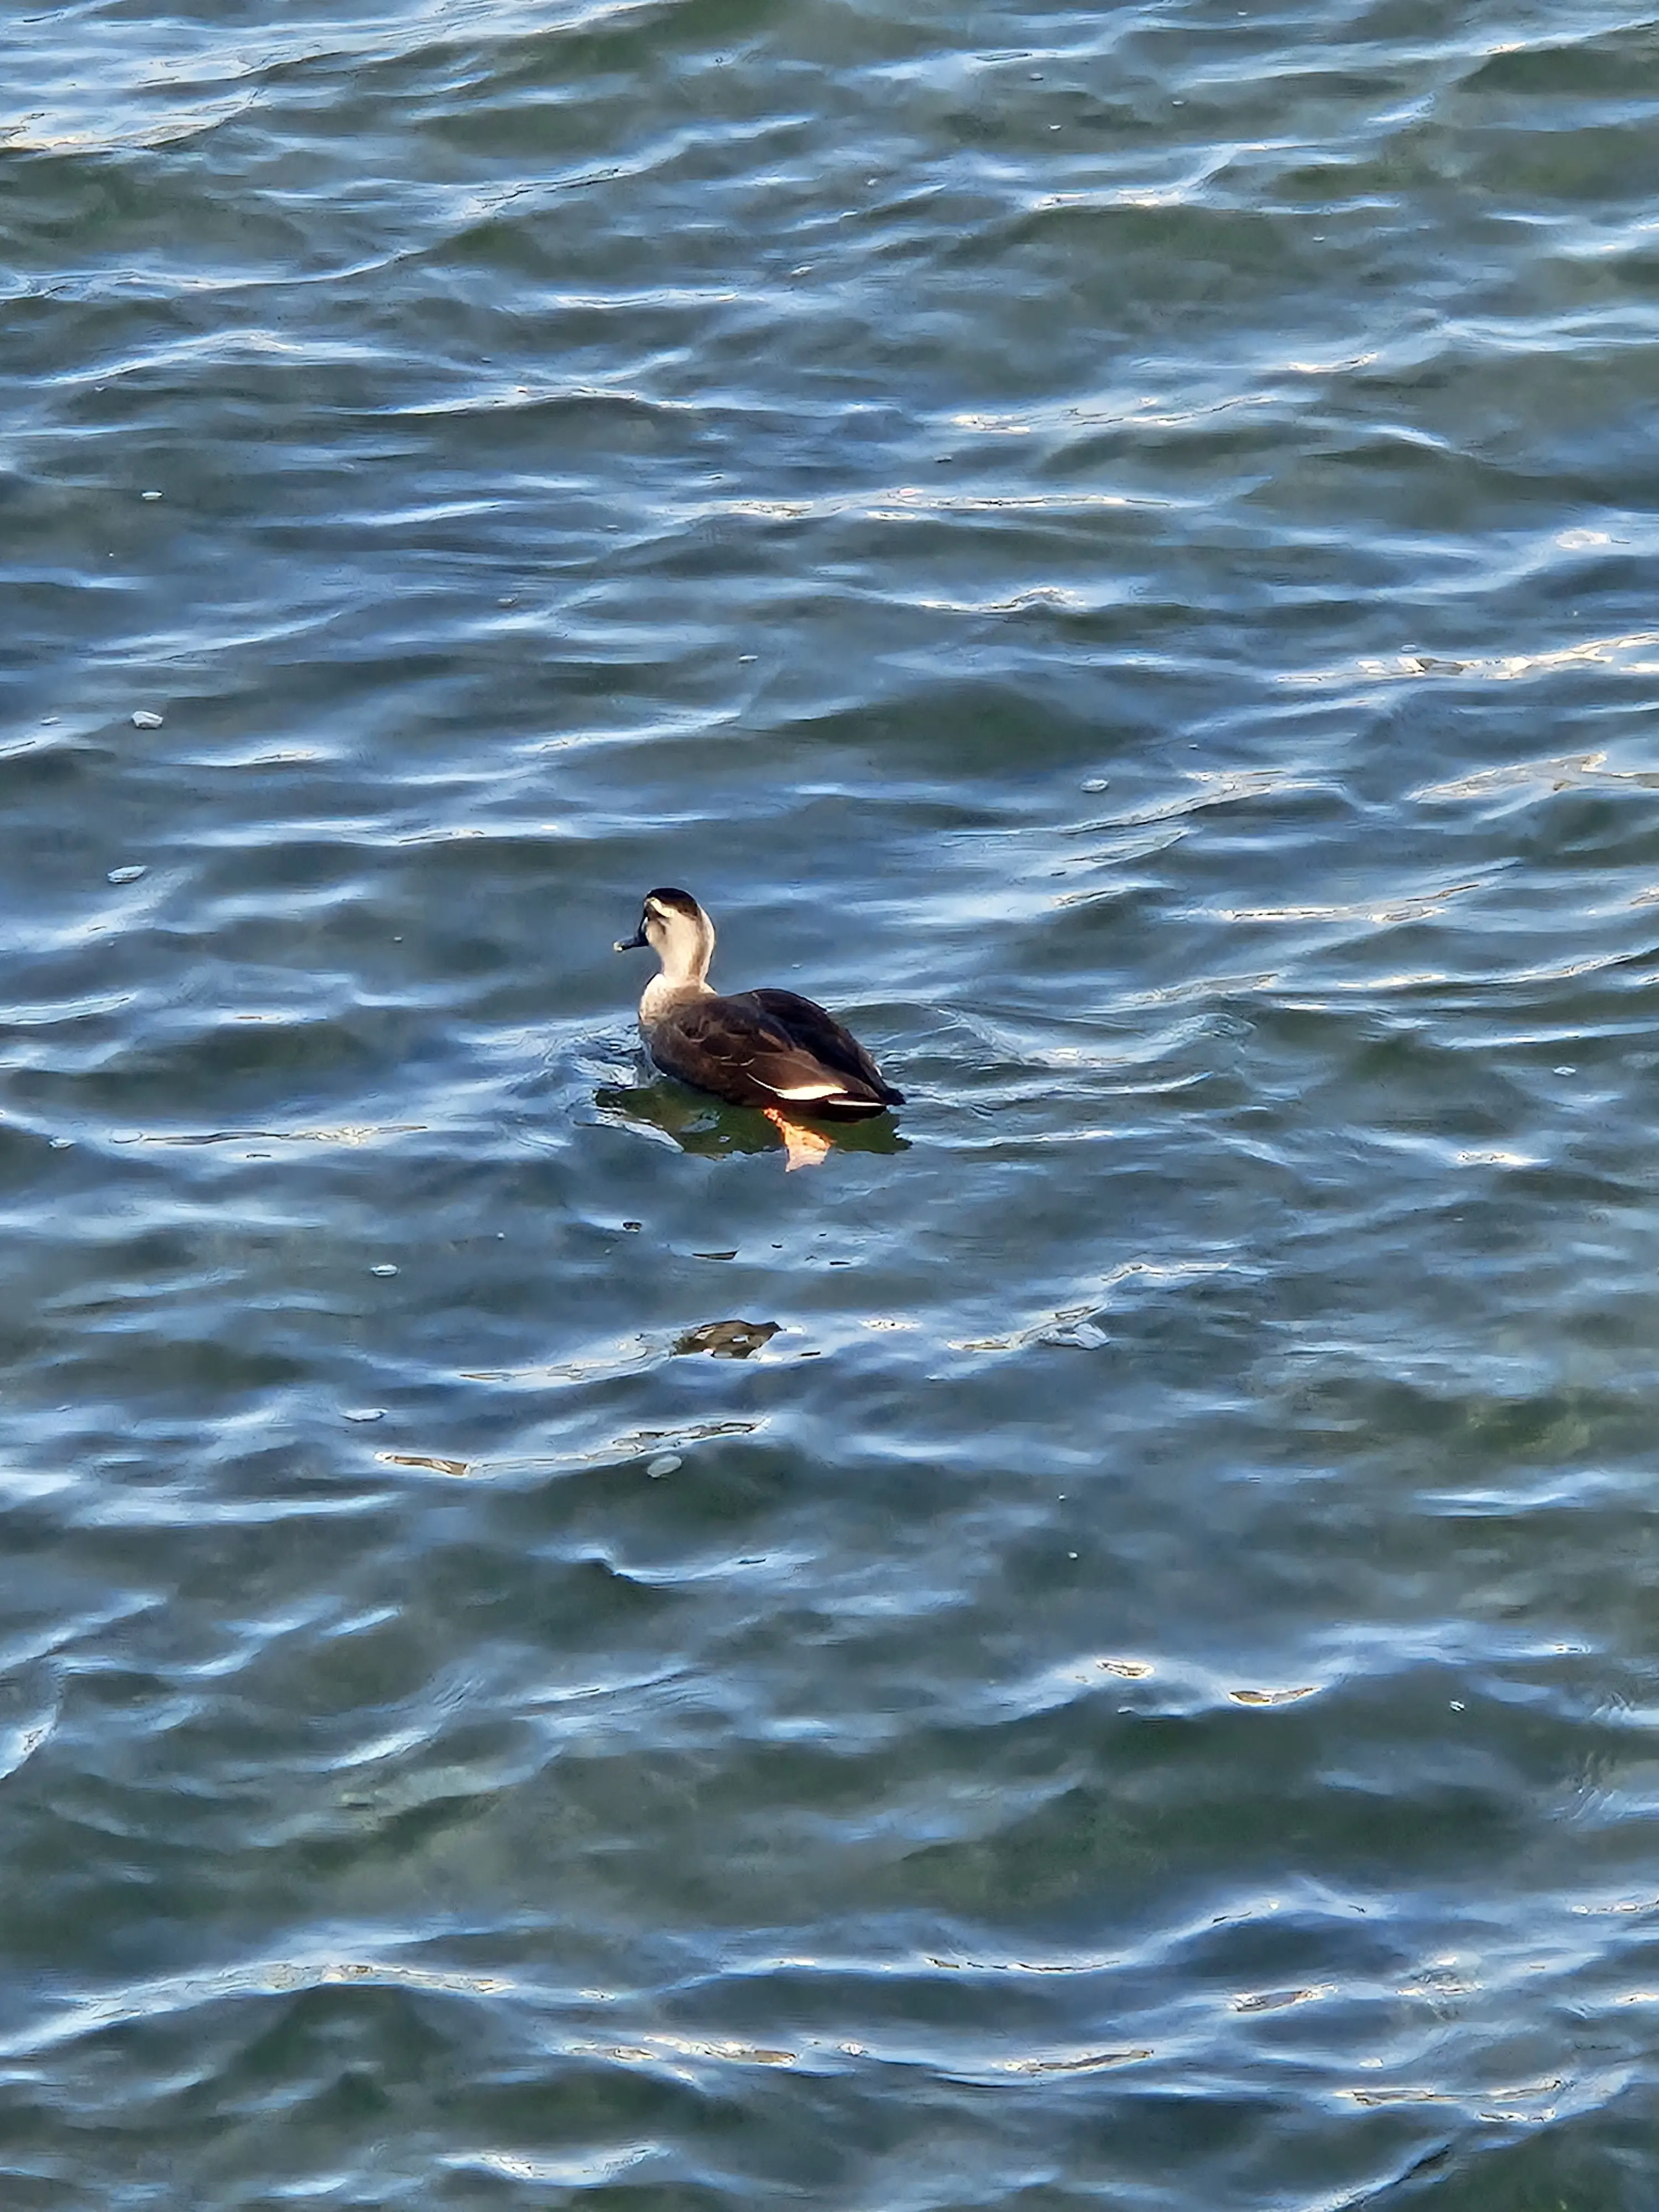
[615,888,904,1166]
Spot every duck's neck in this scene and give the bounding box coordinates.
[639,914,715,1026]
[640,969,711,1024]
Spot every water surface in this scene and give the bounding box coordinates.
[6,0,1659,2203]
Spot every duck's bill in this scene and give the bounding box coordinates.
[614,926,647,951]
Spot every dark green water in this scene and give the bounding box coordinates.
[7,0,1659,2203]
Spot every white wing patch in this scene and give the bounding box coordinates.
[764,1080,847,1100]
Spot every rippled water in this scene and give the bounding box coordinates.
[7,0,1659,2201]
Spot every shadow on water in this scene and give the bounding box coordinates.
[593,1081,911,1166]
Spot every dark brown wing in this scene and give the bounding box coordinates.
[650,992,900,1117]
[748,989,905,1105]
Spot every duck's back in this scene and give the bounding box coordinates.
[747,989,901,1104]
[648,987,902,1118]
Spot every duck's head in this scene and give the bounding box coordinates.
[615,887,716,983]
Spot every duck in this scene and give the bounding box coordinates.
[615,889,904,1121]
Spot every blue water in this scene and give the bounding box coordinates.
[6,1,1659,2203]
